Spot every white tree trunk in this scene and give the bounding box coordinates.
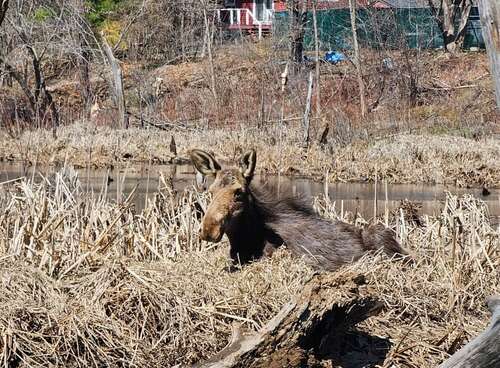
[479,0,500,109]
[203,6,218,103]
[303,71,314,145]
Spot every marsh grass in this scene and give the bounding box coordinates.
[1,122,499,187]
[316,192,499,366]
[0,167,498,367]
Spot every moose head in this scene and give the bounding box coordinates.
[189,149,257,244]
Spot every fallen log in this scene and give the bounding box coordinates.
[192,271,384,368]
[439,295,500,368]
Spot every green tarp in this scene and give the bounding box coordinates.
[274,7,484,51]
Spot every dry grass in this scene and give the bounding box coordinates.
[316,193,499,367]
[0,167,498,367]
[0,168,313,367]
[1,122,500,187]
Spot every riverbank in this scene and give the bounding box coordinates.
[1,123,499,187]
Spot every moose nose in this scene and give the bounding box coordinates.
[200,209,225,243]
[200,224,224,243]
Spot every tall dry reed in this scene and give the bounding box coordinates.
[0,167,498,367]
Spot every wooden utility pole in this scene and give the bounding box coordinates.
[478,0,500,109]
[348,0,366,117]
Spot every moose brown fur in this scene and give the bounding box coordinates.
[190,149,408,270]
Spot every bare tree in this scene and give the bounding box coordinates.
[70,0,93,120]
[96,0,149,129]
[428,0,473,53]
[0,0,62,135]
[125,1,216,63]
[202,1,218,103]
[303,70,313,145]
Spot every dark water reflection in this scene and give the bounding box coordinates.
[1,163,499,224]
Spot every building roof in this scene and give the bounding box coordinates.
[377,0,431,8]
[275,0,430,11]
[371,0,477,8]
[274,0,476,11]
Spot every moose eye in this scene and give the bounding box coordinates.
[234,189,246,201]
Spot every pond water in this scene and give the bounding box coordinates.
[1,163,499,224]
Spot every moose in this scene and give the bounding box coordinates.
[190,148,408,270]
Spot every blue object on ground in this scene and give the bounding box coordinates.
[324,51,347,64]
[382,57,395,70]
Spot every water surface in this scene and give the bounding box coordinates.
[1,163,499,224]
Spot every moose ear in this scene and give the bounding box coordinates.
[239,149,256,181]
[189,149,221,177]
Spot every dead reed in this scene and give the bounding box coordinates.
[315,192,499,366]
[0,168,313,367]
[0,167,498,367]
[1,122,499,187]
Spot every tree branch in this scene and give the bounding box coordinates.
[0,0,8,28]
[0,54,36,111]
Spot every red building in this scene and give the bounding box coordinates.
[216,1,275,37]
[216,1,375,38]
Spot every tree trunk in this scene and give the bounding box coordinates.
[442,0,457,52]
[75,0,93,122]
[349,0,366,117]
[454,0,473,49]
[439,295,500,368]
[101,33,128,129]
[479,0,500,109]
[25,45,59,134]
[203,5,218,104]
[191,272,382,368]
[288,0,307,70]
[0,0,8,27]
[429,0,473,53]
[303,71,313,146]
[45,85,59,139]
[78,47,92,121]
[312,0,321,116]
